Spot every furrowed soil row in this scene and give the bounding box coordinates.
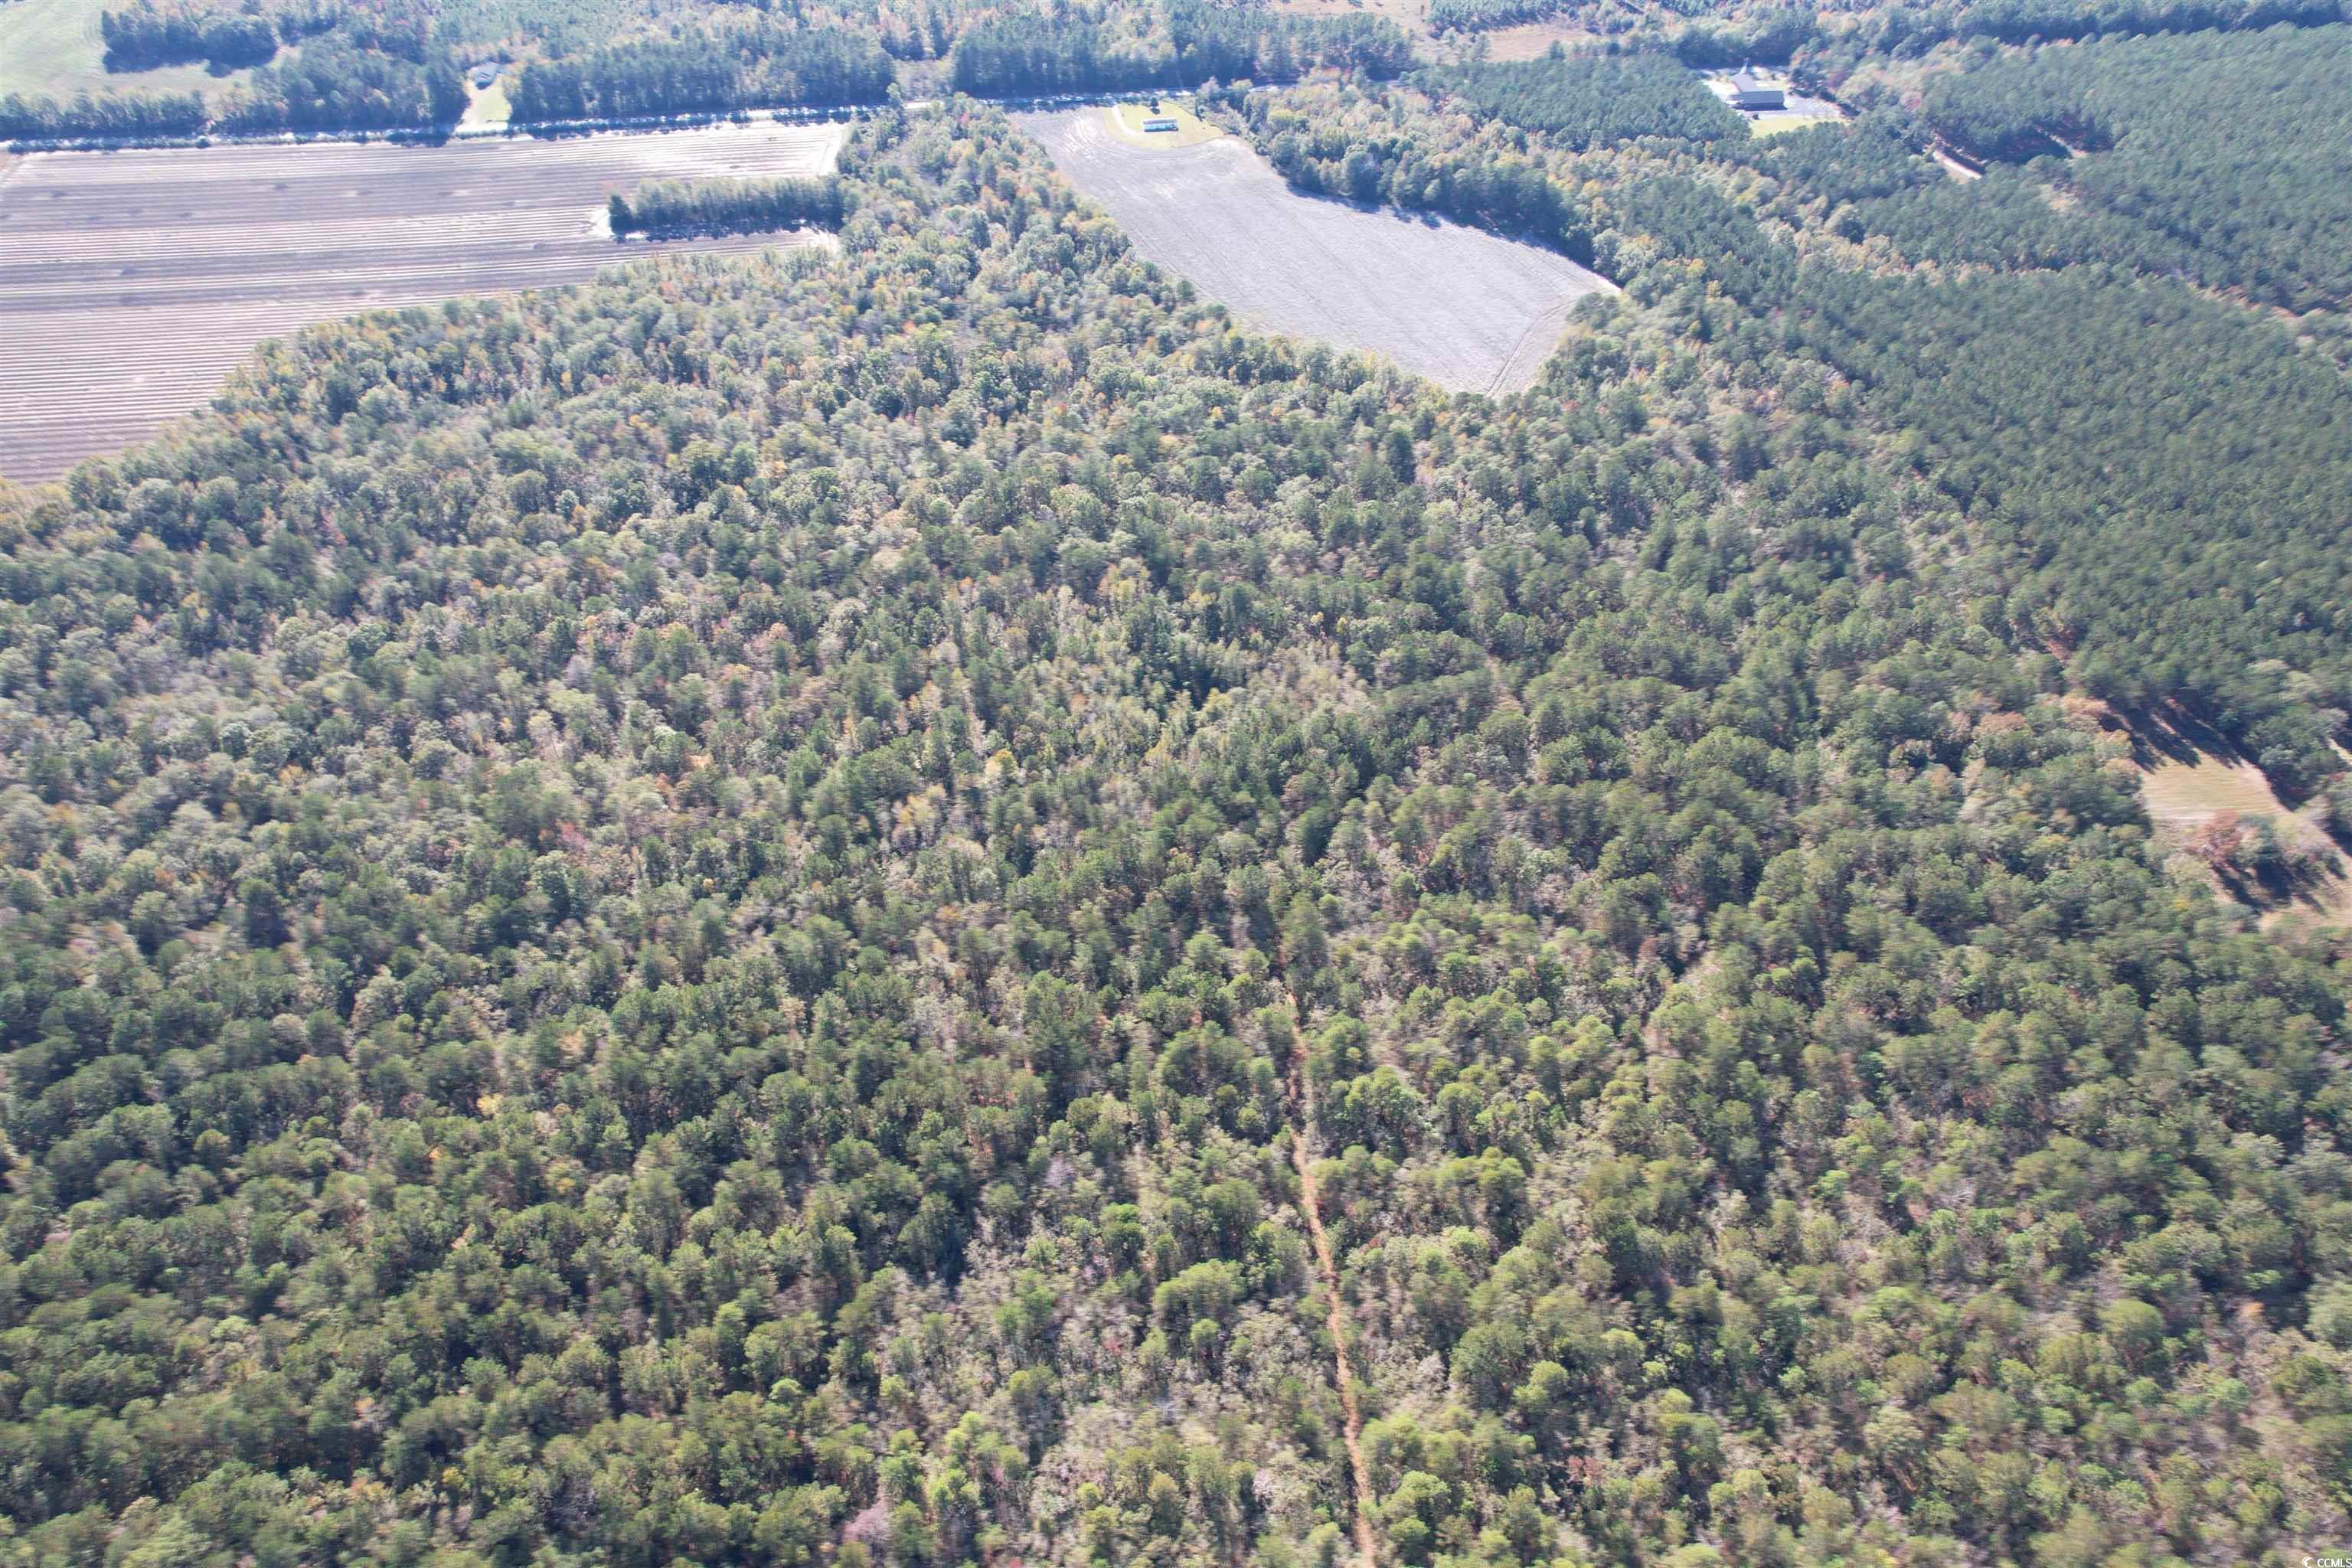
[0,122,841,482]
[1018,107,1615,397]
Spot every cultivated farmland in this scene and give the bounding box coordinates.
[1018,108,1615,396]
[0,120,842,481]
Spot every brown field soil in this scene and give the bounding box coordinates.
[1018,107,1616,396]
[1452,18,1608,61]
[0,121,842,482]
[1932,144,1984,181]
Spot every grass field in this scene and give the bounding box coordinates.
[2138,752,2286,828]
[2082,701,2352,929]
[460,74,514,129]
[0,120,843,482]
[1745,110,1843,137]
[0,0,269,102]
[2142,754,2352,929]
[1106,100,1222,148]
[1020,107,1615,397]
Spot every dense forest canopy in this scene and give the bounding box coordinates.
[2,0,467,138]
[505,26,894,121]
[1416,49,1749,148]
[100,0,286,72]
[1911,22,2352,309]
[5,2,2352,1565]
[606,172,849,235]
[947,5,1411,97]
[2,0,1409,141]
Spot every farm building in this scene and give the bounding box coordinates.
[469,60,501,88]
[1728,67,1784,110]
[1142,116,1178,132]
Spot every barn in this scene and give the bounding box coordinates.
[1727,67,1785,111]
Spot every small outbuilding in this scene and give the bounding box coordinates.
[469,60,501,89]
[1142,116,1178,132]
[1727,67,1784,111]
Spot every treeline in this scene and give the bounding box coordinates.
[948,5,1410,96]
[508,25,893,121]
[0,87,210,139]
[225,31,465,128]
[100,2,280,70]
[1232,89,1596,260]
[1836,0,2343,59]
[1426,0,1564,34]
[1670,4,1821,65]
[8,2,456,139]
[1907,25,2352,308]
[1746,31,2352,310]
[1821,269,2352,783]
[1417,46,1747,147]
[1220,67,2352,786]
[1555,0,2344,80]
[607,173,845,235]
[1753,119,2177,274]
[1606,168,2352,786]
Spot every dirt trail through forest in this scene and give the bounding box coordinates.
[1286,992,1380,1568]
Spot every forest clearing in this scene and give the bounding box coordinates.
[1020,106,1614,394]
[0,0,272,103]
[2086,701,2352,927]
[2141,753,2352,928]
[1106,100,1223,145]
[459,72,515,130]
[0,119,841,481]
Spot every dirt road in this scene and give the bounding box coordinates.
[1286,991,1380,1568]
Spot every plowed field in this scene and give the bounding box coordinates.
[0,121,842,481]
[1018,107,1614,396]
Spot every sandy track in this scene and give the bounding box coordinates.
[0,121,843,482]
[1019,108,1613,395]
[1282,988,1380,1568]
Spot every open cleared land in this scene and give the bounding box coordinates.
[1020,107,1614,395]
[460,74,514,130]
[1106,100,1223,147]
[1472,18,1607,62]
[2142,753,2352,929]
[1700,71,1847,136]
[0,0,273,102]
[0,120,841,481]
[2083,701,2352,928]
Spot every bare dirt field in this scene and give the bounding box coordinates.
[1019,108,1615,396]
[0,120,841,482]
[1473,19,1608,62]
